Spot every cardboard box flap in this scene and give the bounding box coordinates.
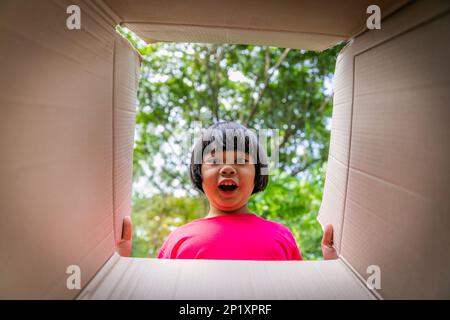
[78,253,376,299]
[103,0,409,51]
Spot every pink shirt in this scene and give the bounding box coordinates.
[157,213,302,260]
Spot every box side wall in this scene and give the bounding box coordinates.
[317,45,354,252]
[340,1,450,299]
[113,37,140,249]
[0,0,118,299]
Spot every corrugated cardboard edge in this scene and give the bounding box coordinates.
[122,22,346,51]
[317,41,355,253]
[112,35,141,250]
[90,0,143,253]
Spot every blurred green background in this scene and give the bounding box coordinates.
[118,27,345,260]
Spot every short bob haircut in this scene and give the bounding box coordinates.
[190,121,269,195]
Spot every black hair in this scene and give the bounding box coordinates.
[190,121,269,194]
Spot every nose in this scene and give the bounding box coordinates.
[219,164,236,176]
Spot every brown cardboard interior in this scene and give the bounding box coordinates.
[0,0,449,299]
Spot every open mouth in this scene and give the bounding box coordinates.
[217,180,239,193]
[218,184,238,191]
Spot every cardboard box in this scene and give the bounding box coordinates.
[0,0,449,299]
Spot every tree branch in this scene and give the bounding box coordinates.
[291,158,321,176]
[279,114,304,149]
[205,46,220,122]
[318,96,330,113]
[213,46,225,121]
[244,48,291,126]
[280,127,295,149]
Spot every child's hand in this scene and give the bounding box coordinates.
[116,216,132,257]
[321,224,338,260]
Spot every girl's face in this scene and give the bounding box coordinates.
[201,150,255,212]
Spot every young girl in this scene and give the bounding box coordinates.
[154,121,337,260]
[116,122,337,260]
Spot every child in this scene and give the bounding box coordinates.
[152,121,337,260]
[116,122,336,260]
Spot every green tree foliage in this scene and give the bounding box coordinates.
[248,166,326,260]
[117,27,344,260]
[132,195,207,258]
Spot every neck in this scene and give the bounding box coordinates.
[206,204,251,218]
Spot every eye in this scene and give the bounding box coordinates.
[237,158,249,164]
[205,158,219,164]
